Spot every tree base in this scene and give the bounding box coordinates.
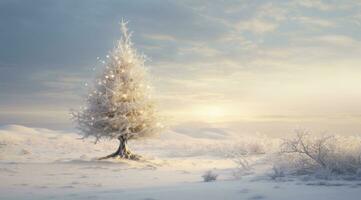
[98,149,141,161]
[98,136,141,161]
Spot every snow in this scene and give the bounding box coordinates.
[1,124,361,200]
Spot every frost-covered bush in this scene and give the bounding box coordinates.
[247,142,266,155]
[202,171,218,182]
[270,165,285,180]
[232,156,253,178]
[234,156,251,171]
[275,130,361,179]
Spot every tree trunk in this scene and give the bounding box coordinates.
[99,135,140,160]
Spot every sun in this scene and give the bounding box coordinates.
[192,105,227,122]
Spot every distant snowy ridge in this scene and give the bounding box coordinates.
[0,124,277,163]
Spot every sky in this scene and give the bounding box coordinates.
[1,0,361,134]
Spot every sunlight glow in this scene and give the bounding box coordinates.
[192,105,228,122]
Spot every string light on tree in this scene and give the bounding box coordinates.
[71,20,162,160]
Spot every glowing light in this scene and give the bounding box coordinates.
[156,122,163,128]
[192,105,228,122]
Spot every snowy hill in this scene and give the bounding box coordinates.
[0,123,275,162]
[1,124,361,200]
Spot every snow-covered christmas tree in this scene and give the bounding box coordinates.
[72,20,161,160]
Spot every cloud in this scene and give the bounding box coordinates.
[315,35,357,46]
[307,34,356,47]
[1,0,361,128]
[296,0,336,11]
[236,18,279,34]
[294,16,336,27]
[293,0,356,11]
[141,34,177,42]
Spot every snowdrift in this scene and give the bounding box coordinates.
[2,124,361,180]
[2,124,361,200]
[0,124,277,163]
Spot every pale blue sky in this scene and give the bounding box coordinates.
[1,0,361,133]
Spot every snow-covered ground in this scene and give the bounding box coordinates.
[1,124,361,200]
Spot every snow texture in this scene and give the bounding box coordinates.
[1,124,361,200]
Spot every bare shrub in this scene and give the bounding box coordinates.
[235,156,251,171]
[247,142,266,155]
[270,165,285,180]
[233,158,254,178]
[278,130,361,178]
[202,170,218,182]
